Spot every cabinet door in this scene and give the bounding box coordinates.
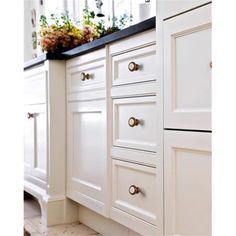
[24,104,47,188]
[67,99,107,216]
[164,4,212,130]
[164,130,211,236]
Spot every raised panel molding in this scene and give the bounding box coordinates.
[164,130,211,236]
[164,4,212,131]
[112,44,157,86]
[24,103,47,184]
[24,67,47,105]
[171,23,211,112]
[113,96,157,152]
[67,99,107,216]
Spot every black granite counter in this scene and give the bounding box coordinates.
[24,17,155,70]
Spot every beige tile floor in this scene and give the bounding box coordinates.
[24,196,101,236]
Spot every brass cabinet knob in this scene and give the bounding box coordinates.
[80,72,90,81]
[210,61,212,68]
[27,112,34,119]
[129,185,140,195]
[128,62,140,72]
[128,117,139,127]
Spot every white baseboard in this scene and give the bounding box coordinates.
[78,205,141,236]
[24,180,79,226]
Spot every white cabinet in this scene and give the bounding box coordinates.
[24,104,47,189]
[109,29,162,236]
[66,48,108,216]
[164,131,211,236]
[24,66,47,190]
[24,61,78,226]
[164,4,212,131]
[162,4,212,236]
[67,100,107,216]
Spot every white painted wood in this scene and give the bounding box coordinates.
[67,48,106,67]
[24,103,47,185]
[110,81,157,99]
[155,6,165,236]
[164,4,212,130]
[111,146,157,167]
[78,205,142,236]
[110,207,158,236]
[67,99,107,216]
[113,96,157,152]
[164,130,211,236]
[24,65,47,105]
[111,160,158,225]
[112,44,157,86]
[24,61,78,226]
[67,89,106,102]
[66,57,106,95]
[158,0,211,20]
[109,28,163,235]
[109,30,156,55]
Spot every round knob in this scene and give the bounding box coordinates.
[27,112,34,119]
[128,117,139,127]
[80,72,90,81]
[129,185,140,195]
[128,62,140,72]
[210,61,212,68]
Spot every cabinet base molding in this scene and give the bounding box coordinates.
[67,191,106,217]
[78,206,141,236]
[110,207,159,236]
[24,180,79,227]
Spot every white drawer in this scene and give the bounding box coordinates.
[111,160,158,225]
[66,49,106,95]
[113,96,157,152]
[24,67,47,105]
[112,44,156,86]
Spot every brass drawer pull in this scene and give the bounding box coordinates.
[129,185,140,195]
[210,61,212,68]
[80,72,90,81]
[128,117,139,127]
[27,112,34,119]
[128,62,140,72]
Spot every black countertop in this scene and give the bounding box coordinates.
[24,16,155,70]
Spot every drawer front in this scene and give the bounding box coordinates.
[113,96,157,152]
[164,4,211,130]
[24,67,47,105]
[112,160,158,225]
[66,50,106,95]
[112,44,156,86]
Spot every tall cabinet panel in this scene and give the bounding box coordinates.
[164,131,211,236]
[66,48,107,217]
[163,3,212,236]
[24,104,47,188]
[24,66,47,189]
[164,4,212,131]
[67,100,107,215]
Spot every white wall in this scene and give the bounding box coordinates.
[24,0,44,62]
